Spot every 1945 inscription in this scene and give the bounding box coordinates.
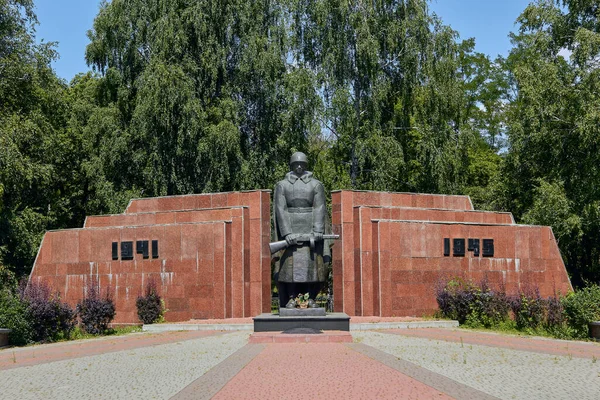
[112,240,159,260]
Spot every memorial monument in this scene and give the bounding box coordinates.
[271,152,337,309]
[28,152,572,325]
[252,152,347,331]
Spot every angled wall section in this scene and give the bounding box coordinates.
[124,191,272,315]
[331,190,572,317]
[29,190,271,324]
[31,221,229,323]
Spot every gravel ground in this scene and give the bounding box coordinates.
[353,331,600,400]
[0,331,250,400]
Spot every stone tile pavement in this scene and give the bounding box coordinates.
[354,329,600,400]
[1,327,599,399]
[0,330,225,370]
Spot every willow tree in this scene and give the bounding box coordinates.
[85,0,318,193]
[284,0,486,193]
[84,0,494,195]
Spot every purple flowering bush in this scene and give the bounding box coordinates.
[76,281,115,335]
[19,280,76,342]
[436,277,579,338]
[136,280,163,324]
[435,278,510,327]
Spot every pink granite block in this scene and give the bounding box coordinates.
[340,191,354,223]
[212,193,228,208]
[343,281,355,316]
[390,193,412,207]
[515,229,530,259]
[134,198,158,213]
[243,191,262,220]
[158,196,183,212]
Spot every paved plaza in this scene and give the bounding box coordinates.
[1,327,600,399]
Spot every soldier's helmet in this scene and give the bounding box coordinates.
[289,152,308,166]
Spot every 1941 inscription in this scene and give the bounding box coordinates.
[444,238,493,257]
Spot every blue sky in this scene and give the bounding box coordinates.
[35,0,531,82]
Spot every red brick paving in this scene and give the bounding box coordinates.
[5,326,600,399]
[249,331,352,343]
[387,328,600,359]
[0,330,222,370]
[212,343,454,400]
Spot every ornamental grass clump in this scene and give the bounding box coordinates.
[19,280,76,342]
[77,282,115,335]
[136,280,163,324]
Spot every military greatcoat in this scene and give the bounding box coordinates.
[273,171,327,283]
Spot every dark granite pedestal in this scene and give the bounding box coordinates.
[279,307,326,317]
[253,312,350,332]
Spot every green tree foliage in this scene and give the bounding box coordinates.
[84,0,285,194]
[0,0,67,276]
[495,0,600,284]
[0,1,130,277]
[287,1,491,193]
[0,287,33,345]
[82,0,499,198]
[561,284,600,338]
[9,0,600,286]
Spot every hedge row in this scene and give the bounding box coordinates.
[0,279,165,346]
[0,280,118,345]
[436,278,600,339]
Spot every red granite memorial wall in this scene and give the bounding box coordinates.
[29,191,271,323]
[331,190,573,317]
[30,188,573,323]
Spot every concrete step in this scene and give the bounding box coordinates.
[142,318,458,333]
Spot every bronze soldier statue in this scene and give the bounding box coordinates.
[273,152,331,308]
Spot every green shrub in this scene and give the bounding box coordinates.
[0,264,17,291]
[510,289,545,331]
[0,288,33,346]
[561,284,600,339]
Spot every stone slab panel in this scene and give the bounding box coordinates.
[29,222,229,324]
[123,191,271,316]
[82,203,256,318]
[279,308,327,317]
[371,220,573,317]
